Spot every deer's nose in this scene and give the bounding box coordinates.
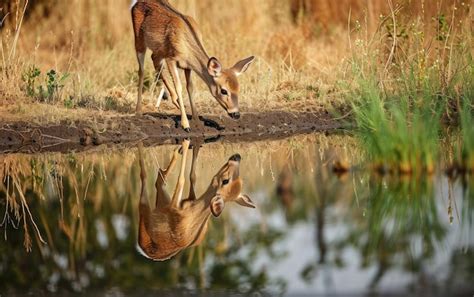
[228,112,240,120]
[229,154,241,162]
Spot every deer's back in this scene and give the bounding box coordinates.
[132,1,195,60]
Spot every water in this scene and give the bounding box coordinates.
[0,134,473,296]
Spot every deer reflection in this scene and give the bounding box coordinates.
[137,140,256,261]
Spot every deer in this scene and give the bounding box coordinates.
[136,140,256,261]
[131,0,256,132]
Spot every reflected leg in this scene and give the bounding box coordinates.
[188,141,202,201]
[155,147,180,208]
[138,142,148,206]
[171,139,190,208]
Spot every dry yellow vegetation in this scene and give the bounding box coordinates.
[0,0,472,122]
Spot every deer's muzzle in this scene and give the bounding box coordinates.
[229,154,242,162]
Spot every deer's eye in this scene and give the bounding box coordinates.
[220,89,228,96]
[222,179,230,185]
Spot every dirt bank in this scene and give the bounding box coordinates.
[0,111,342,154]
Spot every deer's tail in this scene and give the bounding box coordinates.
[130,0,147,10]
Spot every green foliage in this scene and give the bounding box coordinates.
[21,65,41,97]
[63,96,74,109]
[21,66,69,103]
[347,6,474,173]
[351,69,442,173]
[435,14,449,41]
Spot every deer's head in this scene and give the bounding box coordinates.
[207,56,255,120]
[208,154,256,217]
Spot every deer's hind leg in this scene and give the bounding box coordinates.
[132,4,146,114]
[152,54,179,110]
[136,52,146,114]
[155,146,181,208]
[171,139,190,208]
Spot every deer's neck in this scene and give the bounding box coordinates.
[186,184,218,220]
[187,44,216,92]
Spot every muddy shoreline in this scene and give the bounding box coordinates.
[0,111,342,154]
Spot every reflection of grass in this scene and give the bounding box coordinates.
[334,174,447,288]
[458,98,474,171]
[0,135,472,293]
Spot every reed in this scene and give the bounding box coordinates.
[348,0,472,174]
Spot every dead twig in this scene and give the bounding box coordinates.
[384,0,397,76]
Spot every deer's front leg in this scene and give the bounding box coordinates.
[171,139,190,208]
[185,69,199,123]
[167,60,190,132]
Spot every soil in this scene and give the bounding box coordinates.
[0,111,342,154]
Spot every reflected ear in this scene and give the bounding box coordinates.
[232,56,255,76]
[235,194,256,209]
[210,196,225,217]
[207,57,222,77]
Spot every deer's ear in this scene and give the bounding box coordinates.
[207,57,222,77]
[235,194,256,209]
[232,56,255,76]
[210,196,225,217]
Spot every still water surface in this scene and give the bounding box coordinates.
[0,134,472,296]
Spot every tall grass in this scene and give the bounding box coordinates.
[352,76,441,174]
[349,0,473,173]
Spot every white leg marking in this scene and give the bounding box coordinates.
[156,87,165,108]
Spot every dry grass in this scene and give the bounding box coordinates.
[290,0,469,27]
[0,0,472,122]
